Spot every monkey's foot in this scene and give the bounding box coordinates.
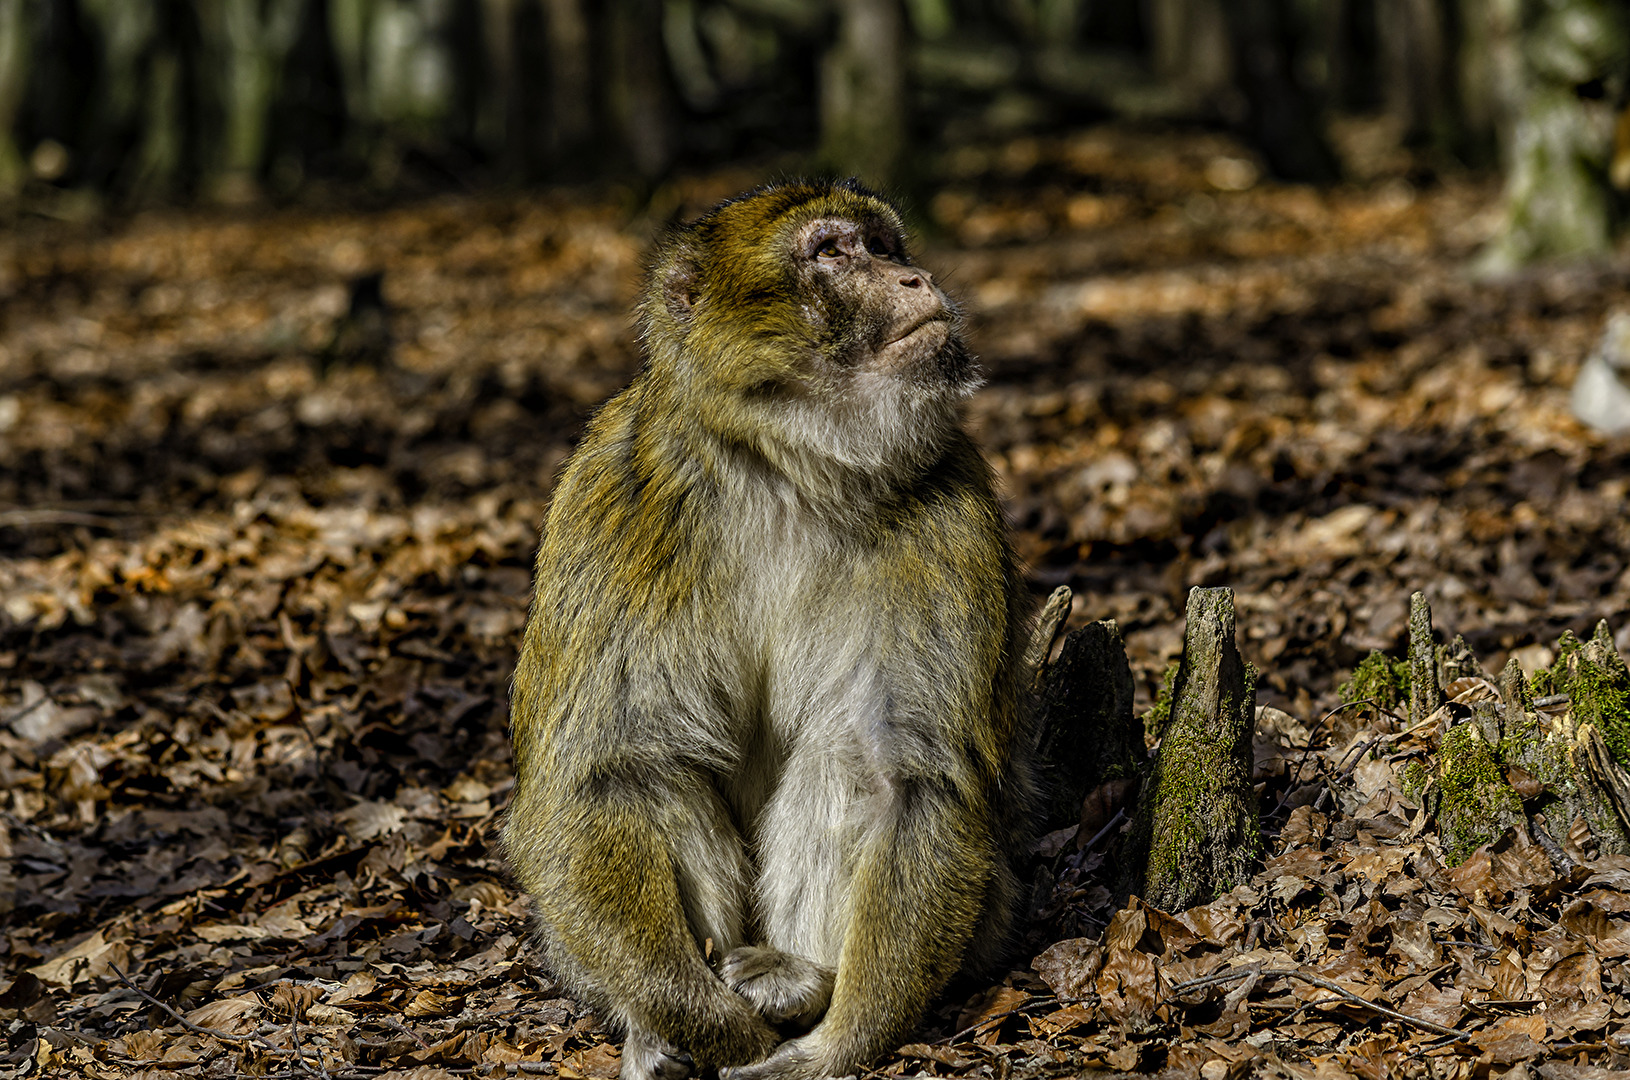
[621,1028,694,1080]
[719,946,835,1029]
[717,1034,844,1080]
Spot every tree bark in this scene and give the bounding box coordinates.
[1127,587,1261,911]
[1409,592,1444,725]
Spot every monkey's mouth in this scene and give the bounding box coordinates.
[884,316,950,347]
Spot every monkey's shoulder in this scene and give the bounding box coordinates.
[540,389,720,565]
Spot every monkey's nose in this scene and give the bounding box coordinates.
[899,272,924,288]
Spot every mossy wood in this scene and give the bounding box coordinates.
[1028,598,1141,833]
[1126,586,1260,911]
[1390,592,1630,865]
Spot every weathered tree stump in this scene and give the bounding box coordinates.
[1409,592,1443,725]
[1030,609,1141,833]
[1397,593,1630,865]
[1124,586,1260,911]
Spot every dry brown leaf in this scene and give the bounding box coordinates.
[955,984,1030,1041]
[1031,938,1102,1001]
[183,994,261,1032]
[1096,944,1159,1026]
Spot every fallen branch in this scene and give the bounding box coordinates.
[1165,965,1471,1044]
[109,963,334,1077]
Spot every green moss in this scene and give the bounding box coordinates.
[1142,660,1179,741]
[1497,705,1540,760]
[1337,650,1410,712]
[1572,651,1630,764]
[1556,629,1585,667]
[1399,759,1431,805]
[1437,723,1525,865]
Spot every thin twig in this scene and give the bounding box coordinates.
[109,963,290,1059]
[929,995,1061,1046]
[1268,700,1350,818]
[1401,1033,1469,1064]
[380,1015,433,1052]
[290,1012,332,1080]
[0,508,124,529]
[1165,966,1471,1043]
[2,695,51,727]
[1273,695,1417,819]
[1334,709,1443,783]
[1079,808,1127,854]
[1337,733,1390,781]
[1279,994,1343,1026]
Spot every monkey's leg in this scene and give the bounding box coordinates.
[513,784,779,1079]
[727,782,993,1080]
[719,945,834,1028]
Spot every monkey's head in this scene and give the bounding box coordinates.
[639,179,976,483]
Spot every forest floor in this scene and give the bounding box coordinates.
[3,122,1630,1079]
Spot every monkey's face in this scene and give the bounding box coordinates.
[791,214,968,389]
[642,181,977,477]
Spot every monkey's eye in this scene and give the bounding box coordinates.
[815,238,843,259]
[866,237,892,258]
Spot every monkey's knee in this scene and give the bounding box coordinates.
[621,1028,694,1080]
[720,946,835,1029]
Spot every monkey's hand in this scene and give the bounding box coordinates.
[720,946,835,1029]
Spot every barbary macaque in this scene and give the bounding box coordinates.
[504,179,1032,1080]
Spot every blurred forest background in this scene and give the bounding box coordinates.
[1,0,1629,269]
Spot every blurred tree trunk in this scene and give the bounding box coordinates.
[821,0,907,187]
[329,0,377,149]
[605,0,675,178]
[477,0,516,166]
[1456,0,1507,163]
[79,0,153,185]
[327,0,456,185]
[1145,0,1234,112]
[135,0,192,197]
[78,0,189,196]
[1221,0,1340,182]
[202,0,309,202]
[0,0,28,196]
[1377,0,1456,149]
[543,0,595,173]
[1475,0,1627,274]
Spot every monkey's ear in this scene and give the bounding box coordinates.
[661,254,701,325]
